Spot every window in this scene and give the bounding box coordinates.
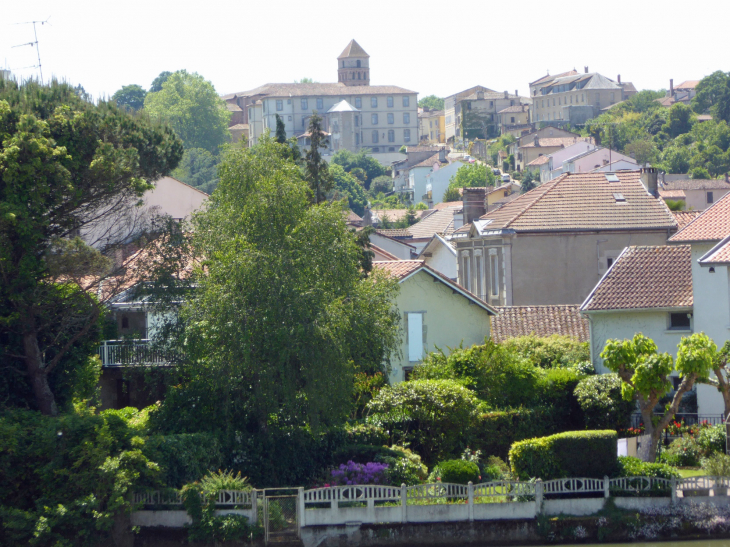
[407,313,423,362]
[355,97,362,108]
[387,96,394,107]
[317,98,323,109]
[354,115,359,127]
[542,100,545,107]
[388,113,394,124]
[287,99,291,104]
[388,130,395,142]
[403,96,410,107]
[489,251,499,297]
[404,113,410,124]
[510,116,515,123]
[355,133,360,145]
[372,113,378,124]
[301,98,308,110]
[372,130,379,143]
[461,254,470,291]
[467,102,472,110]
[389,147,395,152]
[357,73,361,80]
[371,97,378,108]
[708,191,714,204]
[302,118,306,128]
[489,101,493,107]
[372,147,379,152]
[669,313,691,330]
[276,100,283,111]
[404,129,411,142]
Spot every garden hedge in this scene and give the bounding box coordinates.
[472,407,562,459]
[509,430,618,480]
[436,460,480,484]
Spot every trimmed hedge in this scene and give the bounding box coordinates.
[437,460,480,485]
[509,430,618,480]
[472,408,561,459]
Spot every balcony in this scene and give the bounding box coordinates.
[99,339,171,367]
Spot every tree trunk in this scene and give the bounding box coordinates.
[23,331,58,416]
[712,366,730,418]
[638,401,659,462]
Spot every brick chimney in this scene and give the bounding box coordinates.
[617,74,621,84]
[670,79,674,96]
[438,147,446,162]
[515,89,518,97]
[534,136,539,146]
[504,91,508,99]
[584,66,589,74]
[640,167,659,197]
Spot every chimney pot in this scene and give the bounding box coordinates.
[585,66,589,74]
[618,74,621,84]
[670,79,674,96]
[515,89,518,97]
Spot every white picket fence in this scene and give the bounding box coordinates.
[133,476,730,529]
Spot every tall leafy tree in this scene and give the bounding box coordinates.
[601,333,715,461]
[0,79,183,415]
[304,112,333,204]
[692,71,730,114]
[418,95,445,110]
[156,136,399,434]
[521,169,537,193]
[150,70,172,92]
[144,70,231,154]
[171,148,220,194]
[111,84,147,111]
[275,113,287,144]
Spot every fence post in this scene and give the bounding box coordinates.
[671,477,677,503]
[401,484,407,523]
[603,476,610,499]
[535,479,543,515]
[468,481,474,522]
[253,490,259,526]
[298,487,305,530]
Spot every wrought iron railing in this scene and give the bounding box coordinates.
[98,339,170,367]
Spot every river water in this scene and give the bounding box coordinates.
[551,542,730,547]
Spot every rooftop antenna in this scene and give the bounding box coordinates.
[11,17,51,83]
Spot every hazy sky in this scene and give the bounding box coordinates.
[2,0,727,101]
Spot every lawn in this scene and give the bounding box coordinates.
[678,468,705,478]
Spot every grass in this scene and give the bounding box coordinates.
[677,467,705,478]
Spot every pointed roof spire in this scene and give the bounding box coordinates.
[338,39,369,59]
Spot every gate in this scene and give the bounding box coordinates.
[262,488,299,544]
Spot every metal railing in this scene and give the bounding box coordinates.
[98,339,170,367]
[630,413,725,428]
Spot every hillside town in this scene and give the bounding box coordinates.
[3,22,730,547]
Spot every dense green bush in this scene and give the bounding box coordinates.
[658,436,703,467]
[616,456,679,479]
[378,446,428,486]
[333,444,405,465]
[144,433,224,488]
[509,430,618,480]
[502,335,589,369]
[0,408,160,546]
[411,341,540,408]
[472,408,561,460]
[366,379,482,465]
[534,368,586,430]
[574,374,636,431]
[434,460,480,484]
[697,424,726,455]
[701,453,730,477]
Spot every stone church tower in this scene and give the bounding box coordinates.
[337,39,370,86]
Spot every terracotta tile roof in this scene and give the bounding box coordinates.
[225,103,242,111]
[661,179,730,191]
[657,96,676,107]
[491,305,589,342]
[659,189,687,199]
[419,109,444,118]
[530,70,579,86]
[521,137,592,149]
[228,123,249,130]
[699,236,730,265]
[222,82,416,99]
[373,209,431,223]
[581,245,693,311]
[669,191,730,243]
[338,39,369,59]
[498,105,529,114]
[434,200,462,210]
[697,114,713,122]
[412,153,449,169]
[528,155,550,166]
[478,171,676,232]
[676,80,700,90]
[372,260,424,279]
[672,210,702,230]
[486,182,519,195]
[407,206,459,238]
[376,228,413,238]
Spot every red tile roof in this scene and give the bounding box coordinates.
[372,259,424,279]
[478,171,676,232]
[669,191,730,242]
[661,179,730,191]
[521,137,592,149]
[370,244,399,261]
[672,210,702,231]
[581,245,693,311]
[491,305,589,342]
[699,237,730,265]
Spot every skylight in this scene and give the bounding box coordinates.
[605,173,620,183]
[613,193,626,202]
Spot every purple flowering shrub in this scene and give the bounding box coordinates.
[330,461,389,485]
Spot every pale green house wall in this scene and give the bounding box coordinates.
[389,269,492,383]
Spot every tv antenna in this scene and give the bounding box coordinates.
[11,17,51,83]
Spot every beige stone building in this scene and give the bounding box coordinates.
[418,108,445,143]
[530,69,636,126]
[658,176,730,211]
[454,169,678,307]
[221,40,418,154]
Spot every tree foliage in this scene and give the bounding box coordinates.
[303,112,333,204]
[329,163,368,216]
[332,149,389,188]
[111,84,147,111]
[144,70,230,154]
[418,95,445,111]
[171,147,220,194]
[601,333,715,461]
[0,79,183,415]
[149,71,172,93]
[156,136,400,435]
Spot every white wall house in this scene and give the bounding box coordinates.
[424,161,466,207]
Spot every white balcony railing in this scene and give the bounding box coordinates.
[99,339,170,367]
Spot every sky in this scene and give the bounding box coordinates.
[1,0,728,102]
